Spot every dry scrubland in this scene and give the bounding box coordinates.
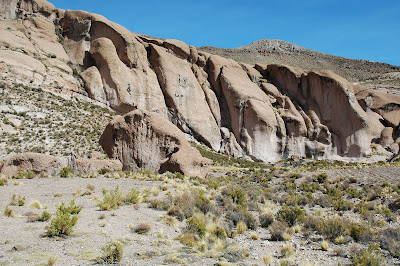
[0,83,114,160]
[1,148,400,265]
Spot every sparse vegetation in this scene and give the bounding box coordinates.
[98,241,124,264]
[46,200,82,237]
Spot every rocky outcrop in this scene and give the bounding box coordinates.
[1,0,399,165]
[99,109,211,177]
[0,152,122,176]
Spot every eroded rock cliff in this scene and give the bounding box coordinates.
[1,0,399,166]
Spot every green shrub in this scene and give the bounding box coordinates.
[186,213,207,238]
[195,194,212,214]
[40,210,51,222]
[123,188,140,204]
[222,187,247,207]
[46,200,81,237]
[0,177,8,186]
[98,241,123,263]
[316,173,328,183]
[98,187,123,210]
[277,205,305,226]
[60,167,72,178]
[316,217,348,240]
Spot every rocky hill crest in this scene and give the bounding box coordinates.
[1,0,399,165]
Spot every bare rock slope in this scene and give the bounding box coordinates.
[1,0,400,166]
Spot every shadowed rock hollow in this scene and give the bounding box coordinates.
[1,0,399,170]
[99,109,211,177]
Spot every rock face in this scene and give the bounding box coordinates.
[1,0,400,165]
[0,153,122,176]
[99,109,211,177]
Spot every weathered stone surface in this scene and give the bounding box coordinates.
[0,153,68,176]
[0,152,123,176]
[0,0,398,163]
[150,44,221,151]
[99,109,211,177]
[75,159,122,174]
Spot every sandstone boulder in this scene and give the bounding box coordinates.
[75,159,122,174]
[99,109,211,177]
[0,153,68,176]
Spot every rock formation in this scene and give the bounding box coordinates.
[99,109,211,177]
[0,152,122,176]
[1,0,400,169]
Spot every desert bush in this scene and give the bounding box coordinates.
[226,206,257,230]
[46,200,81,237]
[259,212,274,228]
[40,210,51,222]
[349,223,375,243]
[134,223,151,234]
[352,244,383,266]
[316,172,328,183]
[221,186,247,207]
[0,177,8,186]
[98,187,123,210]
[332,197,352,211]
[270,221,288,241]
[167,205,185,221]
[195,193,213,214]
[60,166,72,177]
[186,213,207,238]
[98,241,123,263]
[10,194,25,206]
[148,199,165,209]
[276,205,305,226]
[122,188,140,204]
[379,228,400,258]
[316,216,348,240]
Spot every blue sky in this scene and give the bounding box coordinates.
[51,0,400,66]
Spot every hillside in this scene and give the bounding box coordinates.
[199,39,400,87]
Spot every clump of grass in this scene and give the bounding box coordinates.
[4,205,14,217]
[10,194,25,206]
[98,241,123,264]
[281,243,295,257]
[334,235,345,245]
[250,232,259,240]
[282,233,291,241]
[134,223,151,234]
[321,240,329,251]
[186,213,207,238]
[46,200,81,237]
[29,200,42,209]
[236,221,247,234]
[162,215,178,226]
[47,255,57,265]
[262,253,273,264]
